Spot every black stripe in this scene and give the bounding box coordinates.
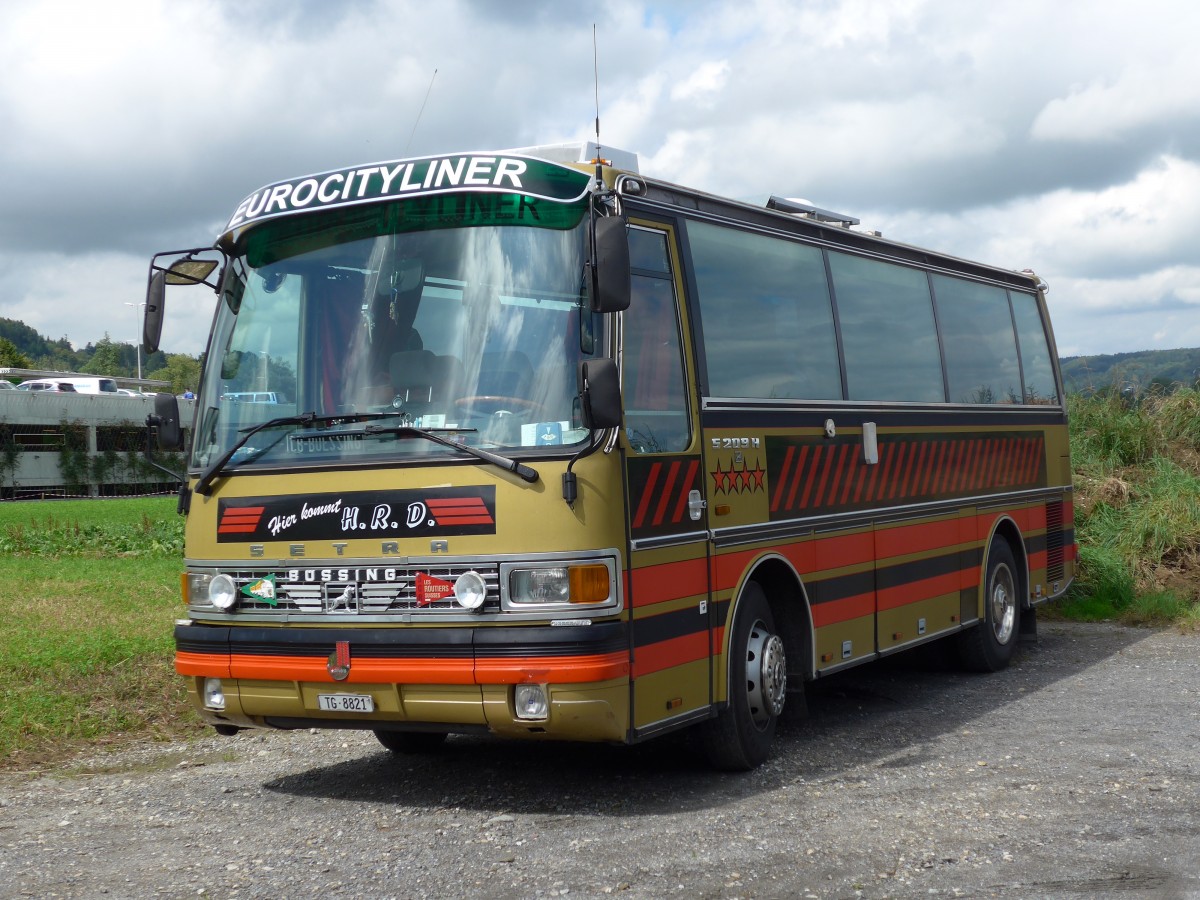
[632,604,710,650]
[809,546,985,606]
[472,622,628,657]
[703,406,1065,430]
[177,621,627,660]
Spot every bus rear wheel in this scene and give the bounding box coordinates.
[958,537,1021,672]
[374,730,448,754]
[700,583,786,771]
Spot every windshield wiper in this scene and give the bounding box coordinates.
[361,423,540,484]
[195,410,415,496]
[195,412,325,496]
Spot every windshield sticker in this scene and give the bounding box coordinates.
[224,153,591,236]
[217,487,496,543]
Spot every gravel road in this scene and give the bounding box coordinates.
[3,621,1199,899]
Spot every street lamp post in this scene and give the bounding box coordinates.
[124,301,145,382]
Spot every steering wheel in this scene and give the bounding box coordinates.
[454,395,543,417]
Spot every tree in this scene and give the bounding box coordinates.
[83,333,125,376]
[161,353,202,395]
[0,336,31,371]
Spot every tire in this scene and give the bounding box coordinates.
[700,582,787,771]
[958,538,1022,672]
[373,730,448,754]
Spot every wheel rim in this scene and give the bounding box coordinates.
[745,620,787,729]
[989,562,1017,645]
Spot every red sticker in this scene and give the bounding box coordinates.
[415,572,454,606]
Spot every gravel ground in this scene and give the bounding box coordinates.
[2,620,1199,899]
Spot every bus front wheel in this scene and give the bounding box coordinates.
[700,583,787,771]
[958,537,1021,672]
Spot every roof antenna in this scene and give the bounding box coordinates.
[404,68,438,156]
[592,25,605,186]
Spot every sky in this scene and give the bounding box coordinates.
[2,0,1199,360]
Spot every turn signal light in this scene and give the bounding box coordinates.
[569,565,610,604]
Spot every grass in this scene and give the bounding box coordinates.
[1066,387,1200,630]
[0,498,196,770]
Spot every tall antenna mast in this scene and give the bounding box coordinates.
[592,25,604,186]
[404,68,438,156]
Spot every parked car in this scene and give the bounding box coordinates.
[0,380,16,389]
[18,380,78,392]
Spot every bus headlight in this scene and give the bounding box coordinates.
[209,574,238,610]
[454,570,487,610]
[506,563,613,607]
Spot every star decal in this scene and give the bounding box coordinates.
[709,457,767,495]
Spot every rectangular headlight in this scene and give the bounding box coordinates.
[506,562,614,608]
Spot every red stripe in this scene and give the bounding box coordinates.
[901,440,924,499]
[793,446,814,510]
[630,557,708,607]
[432,515,494,525]
[890,442,910,500]
[821,444,852,508]
[806,445,829,508]
[427,497,484,507]
[631,631,709,677]
[631,463,661,529]
[811,592,874,627]
[653,460,682,526]
[771,445,796,513]
[840,450,861,505]
[671,460,700,522]
[876,440,898,502]
[218,524,261,534]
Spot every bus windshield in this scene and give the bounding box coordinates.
[190,197,598,471]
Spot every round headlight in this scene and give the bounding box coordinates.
[209,573,238,610]
[454,570,487,610]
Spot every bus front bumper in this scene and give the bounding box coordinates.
[175,620,630,743]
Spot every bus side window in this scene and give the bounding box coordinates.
[932,275,1022,404]
[623,273,689,454]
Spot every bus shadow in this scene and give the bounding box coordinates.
[262,621,1147,817]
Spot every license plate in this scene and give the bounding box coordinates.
[317,693,375,713]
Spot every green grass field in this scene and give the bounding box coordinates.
[0,498,196,769]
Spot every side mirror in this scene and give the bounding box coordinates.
[153,392,184,451]
[590,216,630,313]
[578,358,621,430]
[143,251,221,354]
[144,271,166,353]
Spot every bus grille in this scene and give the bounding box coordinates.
[216,563,502,614]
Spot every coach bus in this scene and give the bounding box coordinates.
[147,142,1074,769]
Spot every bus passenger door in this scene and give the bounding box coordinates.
[621,224,712,739]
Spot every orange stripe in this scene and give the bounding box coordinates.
[632,632,709,677]
[475,652,629,684]
[188,651,627,686]
[176,650,229,677]
[229,654,476,684]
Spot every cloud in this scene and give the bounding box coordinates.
[2,0,1200,361]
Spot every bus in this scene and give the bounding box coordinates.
[146,143,1075,770]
